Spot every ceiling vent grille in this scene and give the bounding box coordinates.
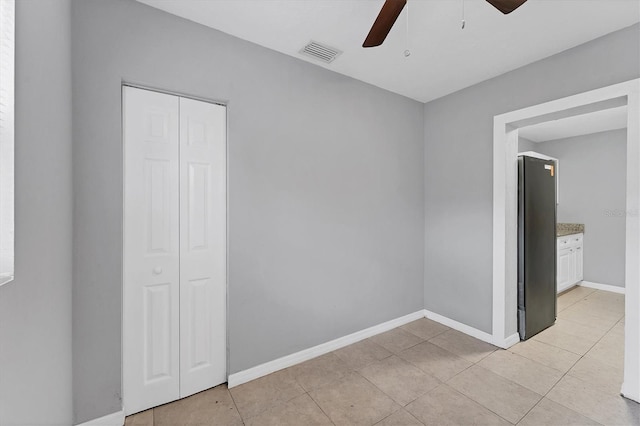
[299,41,342,64]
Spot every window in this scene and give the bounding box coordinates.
[0,0,14,286]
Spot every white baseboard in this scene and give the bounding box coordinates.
[579,281,625,294]
[621,381,640,403]
[228,308,522,389]
[493,332,521,349]
[76,411,124,426]
[228,310,424,388]
[423,309,519,349]
[423,309,497,346]
[557,283,577,294]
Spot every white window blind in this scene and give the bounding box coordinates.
[0,0,15,286]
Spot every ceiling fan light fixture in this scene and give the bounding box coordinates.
[362,0,528,48]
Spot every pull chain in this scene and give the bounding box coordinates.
[404,0,411,57]
[461,0,466,29]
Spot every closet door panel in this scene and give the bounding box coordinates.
[179,97,227,397]
[123,87,180,415]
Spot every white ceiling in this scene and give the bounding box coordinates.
[137,0,640,103]
[519,106,628,142]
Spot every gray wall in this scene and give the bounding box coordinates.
[424,23,639,334]
[0,0,73,424]
[531,130,627,287]
[518,137,538,153]
[71,0,424,422]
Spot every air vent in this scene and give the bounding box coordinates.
[299,41,342,64]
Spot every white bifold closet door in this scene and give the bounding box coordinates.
[123,86,226,416]
[178,97,227,396]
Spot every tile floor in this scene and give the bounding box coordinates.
[125,286,639,425]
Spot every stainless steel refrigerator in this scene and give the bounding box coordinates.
[518,155,557,340]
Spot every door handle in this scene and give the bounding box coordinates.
[152,266,163,275]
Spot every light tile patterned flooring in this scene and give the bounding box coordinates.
[126,286,639,425]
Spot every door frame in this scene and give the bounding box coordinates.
[491,78,640,402]
[120,82,231,413]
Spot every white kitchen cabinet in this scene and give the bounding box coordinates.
[558,247,572,291]
[575,245,584,282]
[557,233,583,293]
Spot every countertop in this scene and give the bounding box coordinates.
[557,223,584,237]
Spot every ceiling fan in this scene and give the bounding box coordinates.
[363,0,528,48]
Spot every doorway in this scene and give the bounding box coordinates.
[491,79,640,402]
[122,85,228,415]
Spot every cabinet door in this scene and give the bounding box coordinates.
[557,247,572,293]
[568,247,577,285]
[575,244,584,282]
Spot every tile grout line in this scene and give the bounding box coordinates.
[514,290,622,425]
[329,326,450,425]
[298,338,416,426]
[467,353,550,424]
[418,335,516,424]
[374,321,453,360]
[533,306,623,358]
[400,321,451,343]
[303,352,402,425]
[385,337,430,354]
[223,318,449,426]
[530,290,624,358]
[514,350,598,425]
[353,368,429,424]
[558,310,624,334]
[226,386,247,425]
[144,291,621,426]
[557,286,597,312]
[403,327,499,387]
[513,356,583,426]
[560,290,624,322]
[470,344,576,425]
[442,362,516,425]
[376,404,427,426]
[399,331,479,384]
[304,391,337,426]
[255,329,431,426]
[445,289,617,425]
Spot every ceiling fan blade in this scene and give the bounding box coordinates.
[363,0,407,48]
[485,0,527,14]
